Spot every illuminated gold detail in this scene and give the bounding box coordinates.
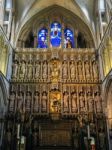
[50,91,61,113]
[50,60,61,83]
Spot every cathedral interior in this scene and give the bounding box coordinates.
[0,0,112,150]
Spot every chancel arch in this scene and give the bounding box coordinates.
[17,5,95,48]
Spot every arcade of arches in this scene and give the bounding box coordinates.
[0,0,112,150]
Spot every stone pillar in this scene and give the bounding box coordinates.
[62,24,65,48]
[34,35,37,48]
[74,29,78,48]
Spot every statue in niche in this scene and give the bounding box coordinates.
[79,92,86,113]
[42,61,48,80]
[19,60,26,79]
[66,38,72,48]
[62,61,68,79]
[85,61,91,80]
[50,61,60,82]
[17,91,24,113]
[9,91,15,112]
[88,92,94,113]
[95,92,102,113]
[92,61,98,80]
[71,92,78,113]
[27,61,33,79]
[78,61,83,80]
[50,92,61,113]
[12,60,18,78]
[33,91,39,113]
[63,91,69,112]
[34,61,41,79]
[25,92,32,112]
[70,61,76,80]
[41,92,47,112]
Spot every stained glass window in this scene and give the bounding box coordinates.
[64,28,75,48]
[50,22,61,47]
[38,28,48,48]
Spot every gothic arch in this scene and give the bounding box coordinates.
[104,75,112,128]
[15,1,96,48]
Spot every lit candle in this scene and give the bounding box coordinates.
[87,124,90,139]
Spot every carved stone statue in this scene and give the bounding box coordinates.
[71,92,78,113]
[25,92,32,112]
[19,61,26,79]
[87,92,94,113]
[41,92,47,112]
[78,61,83,80]
[92,61,98,80]
[17,92,23,113]
[95,92,102,113]
[50,61,60,82]
[62,61,68,79]
[42,61,48,80]
[70,61,76,80]
[33,92,39,112]
[85,61,91,80]
[79,92,85,112]
[12,60,18,78]
[27,61,33,79]
[34,61,41,79]
[63,92,69,112]
[9,92,15,112]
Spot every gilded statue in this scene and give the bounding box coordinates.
[50,61,60,82]
[50,92,61,113]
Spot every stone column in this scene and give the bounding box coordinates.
[62,24,65,48]
[74,29,78,48]
[34,35,37,48]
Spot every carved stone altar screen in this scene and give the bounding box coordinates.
[6,48,108,149]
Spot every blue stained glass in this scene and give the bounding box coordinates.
[38,28,48,48]
[50,22,61,47]
[64,28,75,48]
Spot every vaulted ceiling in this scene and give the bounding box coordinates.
[14,0,96,47]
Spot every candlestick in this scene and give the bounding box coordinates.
[87,124,90,139]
